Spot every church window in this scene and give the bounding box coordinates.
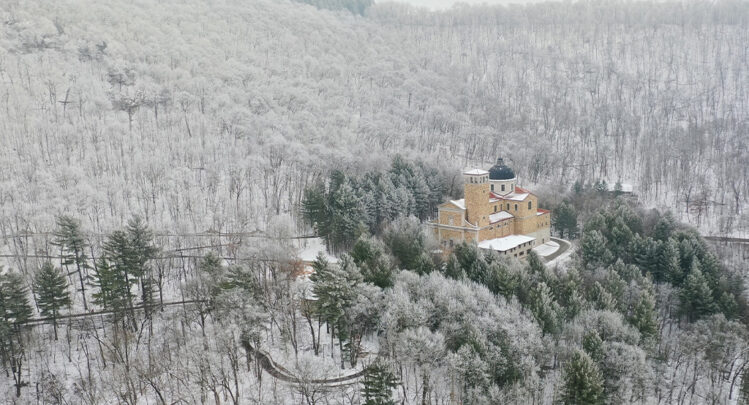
[528,201,532,210]
[494,205,497,213]
[514,204,518,212]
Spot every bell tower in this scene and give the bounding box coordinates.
[463,169,490,227]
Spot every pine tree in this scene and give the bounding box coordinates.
[629,292,658,342]
[652,213,675,241]
[0,272,33,397]
[581,230,612,267]
[90,257,132,325]
[52,215,89,310]
[529,282,560,336]
[126,217,158,315]
[655,239,681,283]
[311,253,362,367]
[561,350,605,405]
[582,331,604,363]
[361,361,398,405]
[33,262,71,340]
[679,263,718,322]
[553,201,579,239]
[351,237,394,288]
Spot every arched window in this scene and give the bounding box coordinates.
[514,204,518,211]
[528,201,532,210]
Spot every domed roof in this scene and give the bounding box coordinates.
[489,158,515,180]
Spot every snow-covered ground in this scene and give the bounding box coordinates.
[532,240,559,257]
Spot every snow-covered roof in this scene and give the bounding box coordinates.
[450,199,466,210]
[489,211,513,223]
[489,186,531,202]
[478,235,535,252]
[463,169,489,176]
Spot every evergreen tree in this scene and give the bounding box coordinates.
[679,264,718,322]
[382,216,428,271]
[629,292,658,342]
[33,262,71,340]
[310,254,363,367]
[655,239,681,283]
[582,331,605,363]
[553,201,579,239]
[529,282,560,336]
[487,262,518,298]
[361,361,398,405]
[594,180,608,194]
[652,213,675,241]
[608,217,634,259]
[613,181,623,196]
[350,237,394,288]
[90,257,132,326]
[0,272,33,397]
[561,350,605,405]
[581,230,612,267]
[718,291,738,319]
[52,215,89,310]
[631,235,658,276]
[573,180,585,195]
[125,217,158,315]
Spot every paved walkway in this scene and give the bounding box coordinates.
[544,237,571,263]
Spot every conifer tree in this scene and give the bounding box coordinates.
[581,230,611,267]
[361,361,398,405]
[90,257,132,326]
[561,350,605,405]
[582,331,604,363]
[529,282,560,336]
[553,201,579,239]
[126,217,159,316]
[655,239,681,283]
[52,215,89,310]
[652,213,675,241]
[630,292,658,342]
[311,253,363,367]
[33,262,71,340]
[679,264,718,322]
[0,272,33,397]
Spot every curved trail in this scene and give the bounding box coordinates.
[243,341,369,387]
[544,237,571,262]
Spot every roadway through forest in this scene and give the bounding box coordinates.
[544,237,571,263]
[244,342,370,388]
[19,299,206,327]
[23,301,370,388]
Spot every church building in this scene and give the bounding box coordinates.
[430,158,551,258]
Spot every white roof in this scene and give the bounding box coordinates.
[450,199,466,210]
[463,169,489,176]
[489,211,513,223]
[478,235,535,252]
[504,191,529,201]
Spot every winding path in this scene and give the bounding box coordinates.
[244,342,369,387]
[543,237,572,263]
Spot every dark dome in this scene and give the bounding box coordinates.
[489,158,515,180]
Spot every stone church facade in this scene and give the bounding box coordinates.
[430,158,551,258]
